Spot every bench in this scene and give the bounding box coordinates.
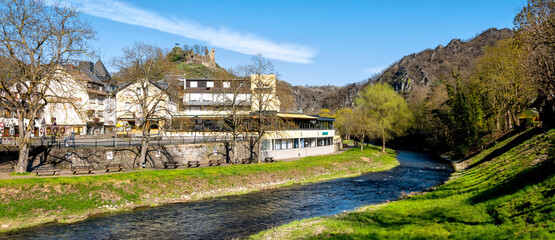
[264,157,274,162]
[208,159,221,166]
[71,166,93,175]
[241,158,253,164]
[187,160,200,168]
[34,166,59,176]
[105,164,123,172]
[164,161,180,169]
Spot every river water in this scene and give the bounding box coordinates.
[2,150,452,239]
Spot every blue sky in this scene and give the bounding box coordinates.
[58,0,525,86]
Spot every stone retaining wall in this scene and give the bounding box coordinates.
[0,141,253,172]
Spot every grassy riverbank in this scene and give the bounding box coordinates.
[0,146,398,233]
[251,128,555,239]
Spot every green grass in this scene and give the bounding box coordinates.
[9,172,30,176]
[0,145,398,232]
[251,128,555,239]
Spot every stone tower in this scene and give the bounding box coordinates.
[209,48,215,68]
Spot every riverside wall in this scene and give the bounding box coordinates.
[0,142,252,172]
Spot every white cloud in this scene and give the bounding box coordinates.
[363,65,388,75]
[53,0,316,64]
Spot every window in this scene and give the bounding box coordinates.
[201,93,213,102]
[190,81,198,88]
[89,98,96,105]
[261,140,272,151]
[207,81,214,88]
[294,139,299,148]
[223,82,230,88]
[188,93,201,102]
[97,110,104,118]
[136,87,142,96]
[275,139,282,150]
[300,138,305,148]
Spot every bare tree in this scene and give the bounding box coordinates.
[113,42,175,167]
[244,54,282,162]
[0,0,95,172]
[192,44,203,55]
[514,0,555,127]
[216,76,251,163]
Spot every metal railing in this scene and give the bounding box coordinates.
[25,134,235,149]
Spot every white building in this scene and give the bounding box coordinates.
[260,114,337,160]
[115,80,179,134]
[41,61,114,136]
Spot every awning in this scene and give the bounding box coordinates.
[277,113,318,120]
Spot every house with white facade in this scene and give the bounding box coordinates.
[115,80,179,134]
[41,61,115,136]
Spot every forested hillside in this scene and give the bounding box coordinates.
[289,28,513,114]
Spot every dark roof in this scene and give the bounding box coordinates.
[93,59,111,82]
[309,115,335,122]
[65,65,103,85]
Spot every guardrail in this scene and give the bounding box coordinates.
[22,135,238,149]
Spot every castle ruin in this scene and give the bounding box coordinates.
[184,47,216,68]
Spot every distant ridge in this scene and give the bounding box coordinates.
[376,27,513,92]
[289,28,514,114]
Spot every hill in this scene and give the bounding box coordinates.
[251,128,555,239]
[288,28,514,113]
[377,27,513,92]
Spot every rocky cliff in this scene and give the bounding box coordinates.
[289,28,514,113]
[377,27,513,92]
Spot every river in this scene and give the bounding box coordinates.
[2,150,452,239]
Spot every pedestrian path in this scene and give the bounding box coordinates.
[0,146,352,180]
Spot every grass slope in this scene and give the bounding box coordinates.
[0,146,397,233]
[251,128,555,239]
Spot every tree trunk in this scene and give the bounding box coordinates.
[232,133,237,164]
[512,110,520,127]
[15,116,34,173]
[140,122,150,168]
[140,138,149,168]
[507,110,513,129]
[360,134,364,152]
[536,95,555,128]
[382,128,386,153]
[16,143,30,173]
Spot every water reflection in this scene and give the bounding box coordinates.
[3,150,452,239]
